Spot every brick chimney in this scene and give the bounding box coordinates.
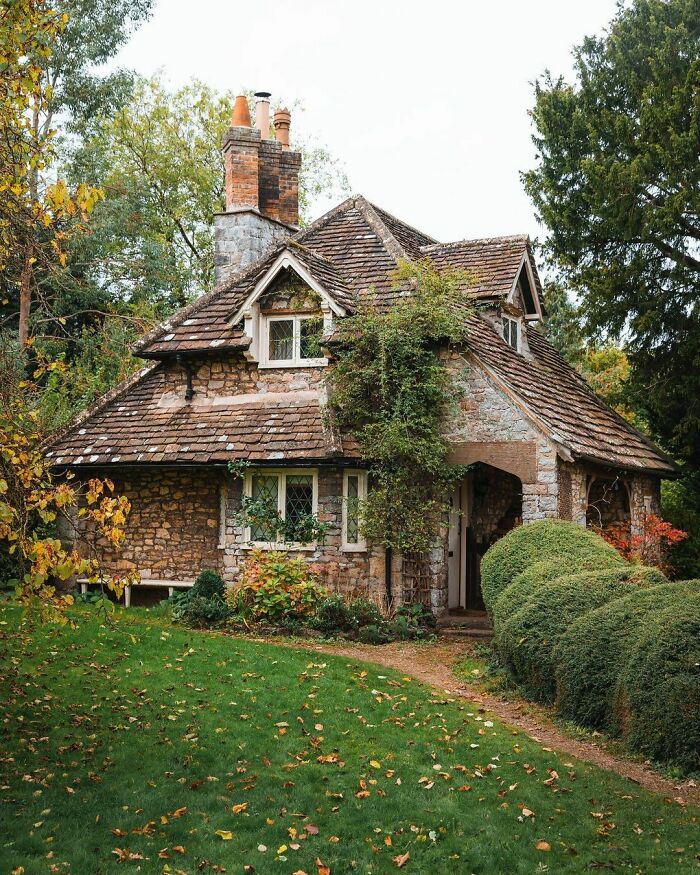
[214,93,301,284]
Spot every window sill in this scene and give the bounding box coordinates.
[341,545,368,553]
[258,359,328,369]
[239,542,317,552]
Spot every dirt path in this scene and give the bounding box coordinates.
[280,636,700,807]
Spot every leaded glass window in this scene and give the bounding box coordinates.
[249,473,279,542]
[345,474,360,544]
[244,470,318,546]
[268,318,294,361]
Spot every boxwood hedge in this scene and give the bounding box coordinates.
[495,565,664,702]
[555,580,688,731]
[615,587,700,772]
[480,520,624,616]
[490,560,565,628]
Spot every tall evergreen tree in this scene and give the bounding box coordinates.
[523,0,700,468]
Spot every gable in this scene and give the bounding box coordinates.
[229,247,349,326]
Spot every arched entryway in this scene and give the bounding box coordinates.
[585,475,631,529]
[447,463,523,610]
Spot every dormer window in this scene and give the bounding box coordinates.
[261,314,325,367]
[502,316,520,351]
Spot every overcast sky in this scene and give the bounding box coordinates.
[113,0,620,244]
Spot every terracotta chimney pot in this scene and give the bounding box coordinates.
[254,92,271,139]
[273,107,291,149]
[231,94,252,128]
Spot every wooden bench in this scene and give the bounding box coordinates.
[78,578,195,607]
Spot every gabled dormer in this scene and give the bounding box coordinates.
[228,246,350,367]
[508,252,543,323]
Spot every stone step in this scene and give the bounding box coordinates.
[437,626,493,640]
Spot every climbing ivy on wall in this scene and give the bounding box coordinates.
[325,260,472,552]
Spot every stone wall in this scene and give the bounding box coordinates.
[220,467,384,599]
[445,354,560,521]
[214,211,291,284]
[161,354,325,399]
[560,460,662,534]
[82,469,224,581]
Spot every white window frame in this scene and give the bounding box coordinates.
[259,313,328,368]
[342,469,368,552]
[242,468,319,550]
[502,316,520,352]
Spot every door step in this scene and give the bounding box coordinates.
[437,626,493,640]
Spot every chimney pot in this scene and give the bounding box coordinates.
[254,91,271,139]
[273,107,291,150]
[231,94,252,127]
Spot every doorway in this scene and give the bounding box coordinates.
[447,464,523,611]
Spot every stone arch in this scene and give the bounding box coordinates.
[585,475,631,529]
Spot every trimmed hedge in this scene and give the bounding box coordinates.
[480,520,624,616]
[616,586,700,772]
[490,560,565,628]
[496,565,664,701]
[556,580,691,731]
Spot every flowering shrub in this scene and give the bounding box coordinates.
[597,513,687,571]
[227,549,327,623]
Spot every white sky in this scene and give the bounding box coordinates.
[112,0,619,244]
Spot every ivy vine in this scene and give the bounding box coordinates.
[325,259,472,552]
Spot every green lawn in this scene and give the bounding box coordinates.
[0,605,698,874]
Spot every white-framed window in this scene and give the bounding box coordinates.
[342,469,367,552]
[260,314,326,368]
[502,316,520,351]
[243,468,319,549]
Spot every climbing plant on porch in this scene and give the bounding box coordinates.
[325,259,472,552]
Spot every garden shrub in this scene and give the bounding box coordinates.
[615,586,700,772]
[191,568,225,599]
[311,596,433,642]
[312,593,352,634]
[480,519,624,616]
[357,623,391,645]
[346,597,384,631]
[496,565,663,701]
[173,593,231,627]
[170,569,228,627]
[556,580,695,731]
[226,549,326,623]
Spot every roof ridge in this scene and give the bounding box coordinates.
[45,361,161,456]
[421,234,530,252]
[367,201,439,246]
[353,195,408,264]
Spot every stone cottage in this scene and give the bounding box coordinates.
[47,94,676,612]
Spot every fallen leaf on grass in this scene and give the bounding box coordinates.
[536,841,551,851]
[232,802,248,814]
[112,848,146,861]
[393,851,410,867]
[215,830,233,840]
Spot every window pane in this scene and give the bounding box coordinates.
[510,322,519,350]
[345,475,360,544]
[269,319,294,361]
[299,317,323,359]
[249,474,279,541]
[284,474,314,541]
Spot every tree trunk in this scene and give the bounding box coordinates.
[19,242,33,349]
